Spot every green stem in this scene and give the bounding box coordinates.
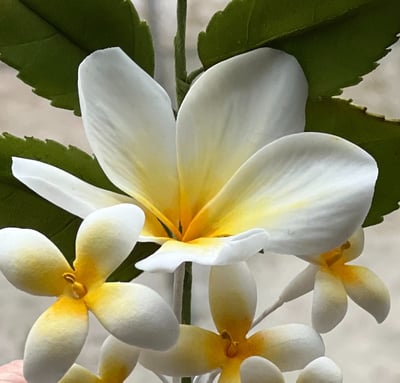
[174,0,188,107]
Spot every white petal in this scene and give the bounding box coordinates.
[12,157,134,219]
[341,265,390,323]
[135,229,268,272]
[248,324,324,371]
[98,336,139,382]
[74,204,144,285]
[279,264,318,303]
[177,48,307,229]
[297,357,342,383]
[240,357,285,383]
[209,262,257,339]
[341,227,364,263]
[185,132,377,256]
[78,48,180,233]
[139,325,224,377]
[85,282,179,350]
[23,297,89,383]
[58,364,99,383]
[0,228,71,296]
[312,269,348,333]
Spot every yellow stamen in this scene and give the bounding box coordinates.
[321,240,351,266]
[63,272,87,299]
[221,330,239,358]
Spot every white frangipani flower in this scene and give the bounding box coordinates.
[0,204,179,383]
[139,262,325,383]
[13,47,378,272]
[279,227,390,333]
[59,335,140,383]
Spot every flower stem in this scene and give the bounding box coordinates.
[174,0,188,107]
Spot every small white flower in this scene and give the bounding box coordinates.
[279,227,390,333]
[0,204,179,383]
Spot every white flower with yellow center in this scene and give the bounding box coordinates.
[0,204,179,383]
[279,227,390,333]
[59,335,139,383]
[139,262,325,383]
[13,47,378,272]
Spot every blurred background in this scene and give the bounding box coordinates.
[1,1,399,382]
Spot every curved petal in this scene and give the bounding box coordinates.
[185,132,377,256]
[74,204,144,286]
[312,269,348,333]
[248,324,324,371]
[297,357,342,383]
[341,265,390,323]
[341,227,364,263]
[0,360,26,383]
[85,282,179,350]
[279,264,318,303]
[0,228,71,296]
[58,365,99,383]
[209,262,257,339]
[177,48,307,229]
[135,229,268,272]
[12,157,135,219]
[240,357,285,383]
[139,325,224,377]
[78,48,180,233]
[98,336,139,382]
[23,297,89,383]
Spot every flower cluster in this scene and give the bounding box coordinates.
[0,46,390,383]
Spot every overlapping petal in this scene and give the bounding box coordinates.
[23,296,89,383]
[185,132,377,257]
[139,325,224,377]
[12,157,134,219]
[78,48,180,234]
[0,360,26,383]
[209,262,257,339]
[136,229,268,272]
[99,336,140,382]
[312,270,347,333]
[177,48,307,228]
[240,357,285,383]
[248,324,324,371]
[74,204,144,285]
[86,282,178,350]
[341,265,390,323]
[0,228,71,296]
[59,365,99,383]
[297,357,342,383]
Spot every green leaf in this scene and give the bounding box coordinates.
[306,99,400,227]
[0,0,154,114]
[0,134,154,281]
[198,0,400,98]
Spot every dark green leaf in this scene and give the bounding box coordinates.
[0,0,154,114]
[0,134,155,280]
[306,99,400,227]
[198,0,400,98]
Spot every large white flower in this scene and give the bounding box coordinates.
[0,204,179,383]
[139,262,325,383]
[13,47,378,272]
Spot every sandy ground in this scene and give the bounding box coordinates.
[1,3,400,381]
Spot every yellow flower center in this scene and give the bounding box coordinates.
[63,272,87,299]
[320,240,351,267]
[221,330,240,358]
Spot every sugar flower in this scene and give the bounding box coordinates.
[0,204,179,383]
[59,335,139,383]
[279,227,390,333]
[139,262,325,383]
[13,47,378,272]
[239,356,342,383]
